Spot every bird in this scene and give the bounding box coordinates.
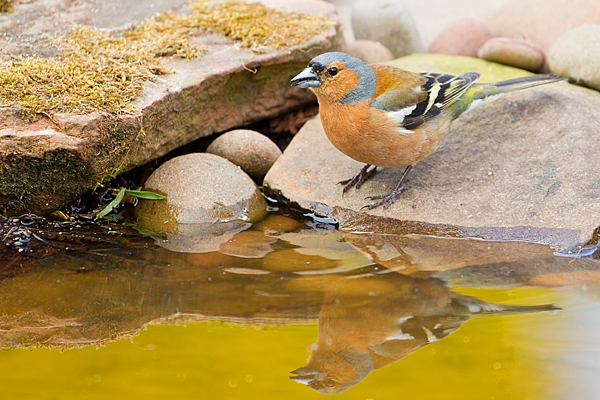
[290,271,558,394]
[290,52,564,210]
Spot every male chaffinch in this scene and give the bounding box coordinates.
[290,52,563,209]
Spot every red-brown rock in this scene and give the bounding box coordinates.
[478,37,545,72]
[428,18,493,57]
[487,0,600,53]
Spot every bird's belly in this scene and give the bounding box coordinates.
[320,105,451,168]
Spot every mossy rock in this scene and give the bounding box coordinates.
[0,0,342,216]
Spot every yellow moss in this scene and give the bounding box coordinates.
[0,0,13,13]
[0,0,335,117]
[189,0,335,51]
[0,14,202,116]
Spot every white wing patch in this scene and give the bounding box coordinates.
[386,104,418,124]
[385,109,416,135]
[422,327,439,343]
[384,315,416,340]
[402,104,417,116]
[397,127,415,135]
[386,110,405,124]
[385,331,416,341]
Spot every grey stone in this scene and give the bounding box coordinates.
[135,153,268,236]
[549,24,600,91]
[351,0,423,57]
[327,0,356,42]
[265,55,600,250]
[0,0,342,215]
[206,129,282,179]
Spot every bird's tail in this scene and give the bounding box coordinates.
[452,292,560,316]
[455,74,564,116]
[474,74,564,99]
[491,74,564,92]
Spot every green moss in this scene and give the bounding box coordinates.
[0,148,91,215]
[90,116,139,182]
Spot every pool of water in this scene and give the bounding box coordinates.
[1,214,599,399]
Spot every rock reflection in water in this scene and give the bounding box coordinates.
[290,272,557,394]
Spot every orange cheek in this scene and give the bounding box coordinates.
[317,70,360,102]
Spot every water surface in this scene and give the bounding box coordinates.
[1,215,599,399]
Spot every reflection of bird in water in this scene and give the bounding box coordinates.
[290,272,557,394]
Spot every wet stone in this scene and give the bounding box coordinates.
[252,214,302,235]
[261,248,336,272]
[218,229,277,259]
[135,153,268,236]
[265,54,600,250]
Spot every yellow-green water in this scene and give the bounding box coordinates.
[1,215,599,399]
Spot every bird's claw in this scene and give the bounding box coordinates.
[339,165,377,194]
[360,195,395,210]
[360,183,407,210]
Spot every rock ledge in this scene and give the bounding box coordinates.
[265,55,600,250]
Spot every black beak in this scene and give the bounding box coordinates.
[290,68,321,88]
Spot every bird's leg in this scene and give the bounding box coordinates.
[362,165,413,210]
[339,164,377,194]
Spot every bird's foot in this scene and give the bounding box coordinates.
[339,164,377,194]
[361,184,406,210]
[360,165,413,210]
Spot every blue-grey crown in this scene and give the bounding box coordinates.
[309,52,376,104]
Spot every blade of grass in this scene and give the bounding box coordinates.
[131,223,165,240]
[124,189,166,200]
[95,188,126,220]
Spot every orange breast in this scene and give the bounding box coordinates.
[317,98,451,168]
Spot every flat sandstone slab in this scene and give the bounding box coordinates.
[0,0,341,215]
[265,55,600,251]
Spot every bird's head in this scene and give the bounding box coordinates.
[290,52,376,103]
[290,348,374,394]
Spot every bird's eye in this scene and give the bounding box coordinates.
[325,379,336,388]
[327,67,338,76]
